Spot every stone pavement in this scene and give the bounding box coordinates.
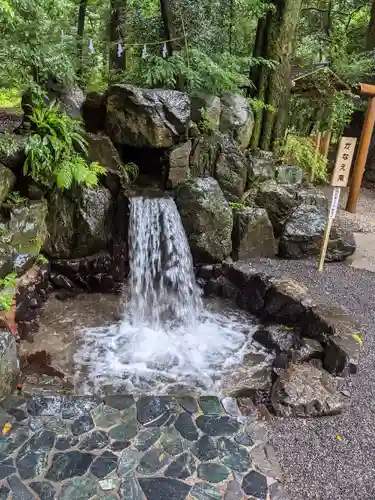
[0,394,285,500]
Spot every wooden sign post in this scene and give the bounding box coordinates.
[318,137,357,272]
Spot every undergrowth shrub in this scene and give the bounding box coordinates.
[279,133,328,183]
[24,101,106,190]
[0,273,17,312]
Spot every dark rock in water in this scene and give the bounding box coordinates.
[105,394,135,410]
[91,451,118,478]
[271,362,346,417]
[71,415,94,436]
[199,396,222,415]
[0,164,15,206]
[256,180,296,236]
[232,207,276,260]
[217,437,250,473]
[221,352,272,397]
[55,436,79,451]
[7,475,34,500]
[46,451,94,481]
[160,427,186,456]
[137,396,170,425]
[44,186,113,259]
[165,452,196,479]
[106,85,190,148]
[79,430,109,451]
[139,478,191,500]
[29,481,56,500]
[219,92,254,150]
[253,324,296,353]
[175,177,233,263]
[197,462,230,483]
[59,476,97,500]
[50,272,76,291]
[191,435,218,461]
[82,91,106,133]
[204,276,237,300]
[62,396,101,419]
[242,470,268,498]
[175,412,199,441]
[279,205,356,261]
[190,483,221,500]
[134,428,161,452]
[195,415,240,436]
[136,447,170,475]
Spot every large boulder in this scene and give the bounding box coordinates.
[215,134,249,202]
[219,93,254,150]
[190,92,221,130]
[106,85,190,148]
[82,92,106,133]
[44,186,114,259]
[86,133,129,194]
[167,141,192,188]
[271,362,345,417]
[232,207,276,261]
[8,201,48,253]
[189,133,248,201]
[295,187,328,209]
[221,352,272,397]
[279,205,356,261]
[0,329,18,400]
[275,164,304,186]
[0,164,15,206]
[175,177,233,263]
[255,180,296,236]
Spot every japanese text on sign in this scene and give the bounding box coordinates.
[329,187,341,219]
[331,137,357,187]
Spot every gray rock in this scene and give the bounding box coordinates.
[44,186,113,259]
[275,164,304,185]
[256,180,296,236]
[191,92,221,129]
[279,205,356,261]
[86,133,129,193]
[0,164,15,207]
[271,362,346,417]
[296,187,328,208]
[0,329,18,401]
[220,93,254,149]
[215,134,249,201]
[232,207,276,260]
[8,201,48,255]
[0,135,27,174]
[175,177,233,263]
[247,154,276,183]
[168,141,192,188]
[106,85,190,148]
[221,352,272,397]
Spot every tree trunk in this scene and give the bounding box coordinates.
[77,0,87,81]
[160,0,185,90]
[229,0,234,54]
[250,0,303,151]
[109,0,126,79]
[367,0,375,51]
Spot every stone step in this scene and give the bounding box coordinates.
[0,394,286,499]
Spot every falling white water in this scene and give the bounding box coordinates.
[74,197,259,395]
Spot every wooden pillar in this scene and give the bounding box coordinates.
[346,96,375,213]
[321,130,332,159]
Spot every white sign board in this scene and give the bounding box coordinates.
[329,187,341,219]
[331,137,357,187]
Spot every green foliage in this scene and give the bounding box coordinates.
[5,191,27,205]
[198,107,218,134]
[279,134,328,184]
[229,201,246,210]
[37,253,48,265]
[0,272,16,312]
[0,132,18,163]
[23,100,106,190]
[123,162,139,182]
[0,87,21,109]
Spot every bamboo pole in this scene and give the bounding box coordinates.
[321,130,332,159]
[311,131,322,183]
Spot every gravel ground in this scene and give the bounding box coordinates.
[251,258,374,500]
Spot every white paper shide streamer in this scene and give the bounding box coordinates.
[89,39,95,54]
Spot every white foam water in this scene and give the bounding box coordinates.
[74,197,257,394]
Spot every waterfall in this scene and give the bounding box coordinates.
[128,197,202,328]
[74,196,257,395]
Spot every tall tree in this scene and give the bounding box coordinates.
[367,0,375,50]
[77,0,87,81]
[109,0,126,78]
[250,0,303,151]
